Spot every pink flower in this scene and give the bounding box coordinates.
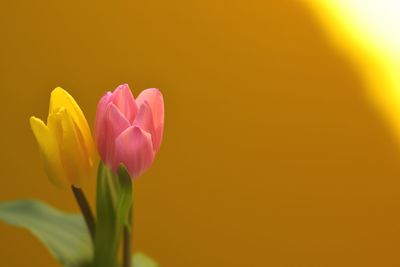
[95,84,164,178]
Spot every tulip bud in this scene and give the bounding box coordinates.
[95,84,164,178]
[30,87,96,187]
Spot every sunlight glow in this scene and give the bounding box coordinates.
[305,0,400,142]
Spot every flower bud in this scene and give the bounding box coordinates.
[95,84,164,178]
[30,87,96,187]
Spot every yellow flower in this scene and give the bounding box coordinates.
[30,87,96,187]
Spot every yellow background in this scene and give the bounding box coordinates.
[1,1,400,266]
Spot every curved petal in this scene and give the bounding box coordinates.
[136,88,164,152]
[48,108,90,187]
[133,101,156,148]
[111,84,138,124]
[114,126,155,179]
[30,117,67,187]
[95,92,112,160]
[49,87,96,167]
[105,104,131,166]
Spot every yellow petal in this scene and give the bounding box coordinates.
[49,87,96,167]
[48,108,91,187]
[29,116,67,187]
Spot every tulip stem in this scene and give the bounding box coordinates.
[123,225,131,267]
[71,186,96,242]
[123,206,133,267]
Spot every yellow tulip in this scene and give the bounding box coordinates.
[30,87,96,187]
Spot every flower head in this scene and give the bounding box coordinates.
[30,87,97,187]
[95,84,164,178]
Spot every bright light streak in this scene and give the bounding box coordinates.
[305,0,400,141]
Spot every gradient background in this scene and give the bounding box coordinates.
[1,1,400,266]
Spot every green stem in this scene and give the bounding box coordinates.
[123,205,133,267]
[123,225,131,267]
[71,185,95,242]
[94,162,119,267]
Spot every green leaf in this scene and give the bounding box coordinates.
[116,165,132,230]
[0,200,92,267]
[93,162,119,267]
[132,253,159,267]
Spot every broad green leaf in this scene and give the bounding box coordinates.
[116,165,132,230]
[93,162,119,267]
[0,200,92,267]
[132,253,159,267]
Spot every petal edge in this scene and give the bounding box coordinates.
[114,126,155,178]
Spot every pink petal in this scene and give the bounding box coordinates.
[114,126,155,179]
[111,84,138,124]
[133,101,157,149]
[95,92,112,161]
[105,104,130,165]
[136,88,164,152]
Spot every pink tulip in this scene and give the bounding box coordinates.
[95,84,164,178]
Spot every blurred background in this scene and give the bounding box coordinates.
[1,0,400,266]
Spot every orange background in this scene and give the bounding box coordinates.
[1,1,400,266]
